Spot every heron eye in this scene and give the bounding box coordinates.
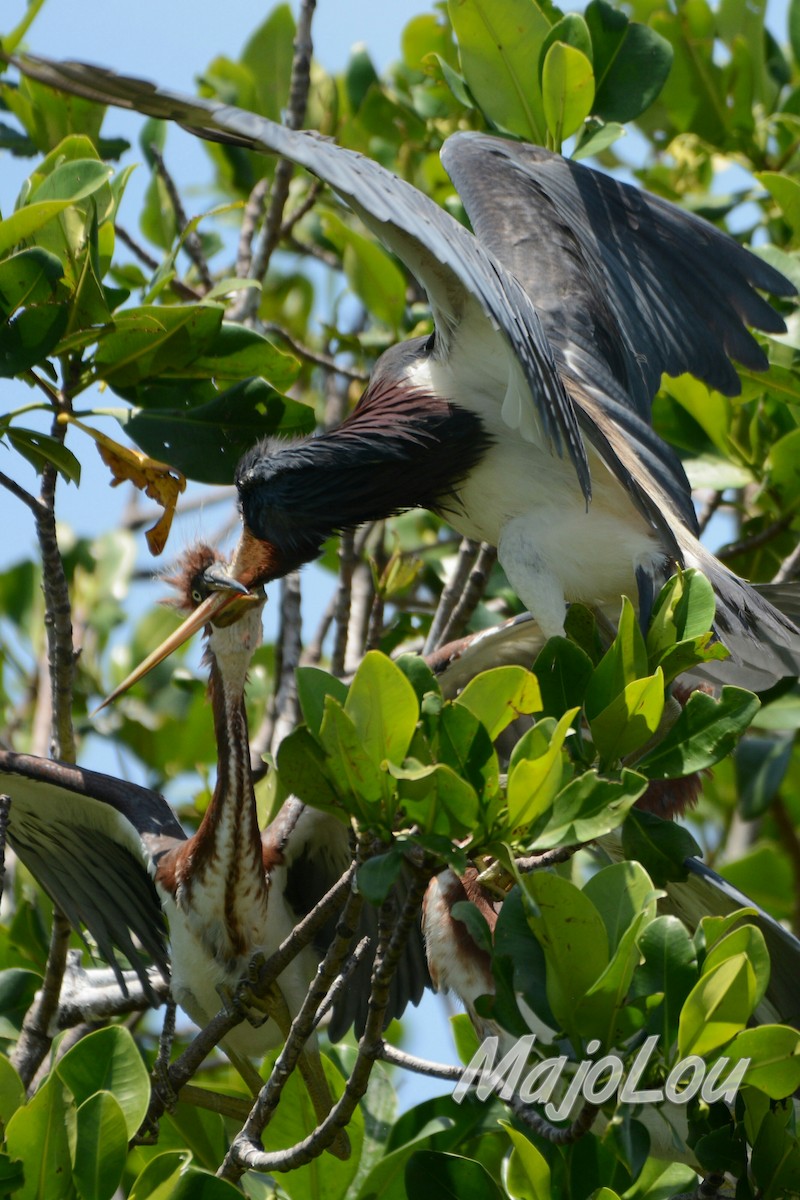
[191,587,204,604]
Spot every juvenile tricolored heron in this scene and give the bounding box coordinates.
[0,546,426,1149]
[11,54,800,689]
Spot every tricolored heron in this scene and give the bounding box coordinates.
[1,546,427,1150]
[10,54,800,690]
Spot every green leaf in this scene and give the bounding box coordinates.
[502,1122,551,1200]
[0,970,42,1038]
[589,670,665,764]
[542,42,595,147]
[646,569,717,668]
[295,667,349,737]
[703,923,770,1011]
[636,686,760,778]
[532,636,593,721]
[722,1025,800,1099]
[320,697,389,810]
[448,0,553,141]
[121,377,315,485]
[527,768,646,849]
[322,213,406,329]
[506,709,576,830]
[0,304,69,376]
[170,321,299,389]
[0,248,64,314]
[0,1055,25,1126]
[0,201,83,258]
[5,1076,73,1200]
[405,1150,505,1200]
[637,916,699,1050]
[585,0,673,122]
[757,170,800,239]
[55,1025,150,1140]
[522,871,609,1042]
[73,1091,128,1200]
[129,1152,191,1200]
[583,861,658,953]
[93,304,223,386]
[346,651,420,765]
[678,953,757,1058]
[241,4,296,123]
[585,597,648,720]
[455,666,542,740]
[394,653,443,706]
[358,851,404,904]
[276,726,346,815]
[621,808,701,887]
[397,761,479,836]
[6,428,81,485]
[451,899,494,955]
[433,702,499,799]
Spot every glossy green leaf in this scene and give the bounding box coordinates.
[74,1091,128,1200]
[397,760,479,836]
[636,686,760,778]
[621,809,701,887]
[757,171,800,239]
[678,953,757,1058]
[523,871,609,1041]
[703,923,769,1011]
[346,651,420,765]
[170,321,299,389]
[448,0,552,141]
[433,702,499,799]
[527,768,646,849]
[319,697,389,809]
[394,653,443,706]
[121,377,315,485]
[0,1055,25,1125]
[5,1076,73,1200]
[585,0,673,122]
[455,666,542,740]
[241,3,296,122]
[6,427,81,485]
[405,1150,505,1199]
[56,1025,150,1140]
[506,709,575,829]
[589,670,665,763]
[723,1025,800,1099]
[502,1122,551,1200]
[128,1152,191,1200]
[646,569,717,666]
[0,247,64,314]
[583,861,658,952]
[0,201,82,258]
[358,850,404,904]
[532,636,593,720]
[0,304,69,376]
[295,667,349,737]
[0,970,42,1038]
[93,304,222,386]
[637,916,699,1050]
[585,598,648,720]
[542,42,595,146]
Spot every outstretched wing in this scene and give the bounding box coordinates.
[443,134,794,417]
[0,750,184,1000]
[9,53,590,499]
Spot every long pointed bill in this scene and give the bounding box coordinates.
[93,590,237,714]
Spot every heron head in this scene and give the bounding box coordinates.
[95,543,265,711]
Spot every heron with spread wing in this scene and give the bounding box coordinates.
[8,54,800,692]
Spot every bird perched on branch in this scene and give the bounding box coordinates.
[1,546,427,1150]
[10,54,800,689]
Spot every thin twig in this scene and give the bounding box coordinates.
[223,856,431,1180]
[0,470,42,516]
[261,321,369,381]
[303,525,373,665]
[228,0,317,325]
[12,910,73,1089]
[344,561,374,674]
[516,845,581,872]
[508,1094,598,1145]
[148,145,214,292]
[331,529,358,676]
[772,537,800,584]
[717,512,794,561]
[235,178,270,281]
[285,232,343,271]
[696,489,725,536]
[377,1041,464,1081]
[278,179,323,240]
[438,543,497,646]
[424,538,480,654]
[265,572,303,759]
[114,223,203,301]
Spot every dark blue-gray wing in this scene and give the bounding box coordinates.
[10,54,590,501]
[442,134,794,418]
[0,750,185,1001]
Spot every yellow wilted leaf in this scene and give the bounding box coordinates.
[59,415,186,555]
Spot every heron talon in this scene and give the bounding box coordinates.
[151,1056,179,1114]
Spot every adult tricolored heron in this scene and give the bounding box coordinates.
[0,546,427,1149]
[9,54,800,690]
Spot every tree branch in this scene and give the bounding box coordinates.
[148,145,213,292]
